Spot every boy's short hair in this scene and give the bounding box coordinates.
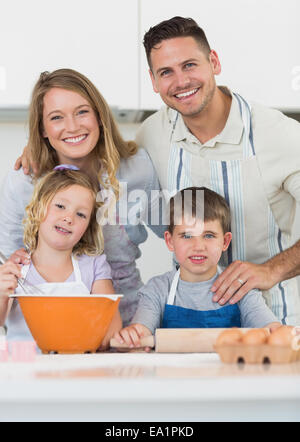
[168,187,231,234]
[143,16,211,70]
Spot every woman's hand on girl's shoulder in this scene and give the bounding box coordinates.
[9,248,31,266]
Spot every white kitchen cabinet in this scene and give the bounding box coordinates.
[139,0,300,110]
[0,0,139,109]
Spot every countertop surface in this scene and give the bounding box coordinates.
[0,352,299,421]
[0,352,299,402]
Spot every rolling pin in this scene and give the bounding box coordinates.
[110,328,233,353]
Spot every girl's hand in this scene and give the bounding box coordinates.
[0,262,22,296]
[9,248,31,266]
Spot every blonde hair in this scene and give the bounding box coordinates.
[24,169,104,256]
[28,68,138,196]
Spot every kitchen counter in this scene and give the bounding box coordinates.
[0,352,299,422]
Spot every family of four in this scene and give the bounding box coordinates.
[0,17,299,349]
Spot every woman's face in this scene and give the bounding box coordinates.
[42,88,100,165]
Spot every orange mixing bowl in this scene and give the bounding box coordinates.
[11,294,122,354]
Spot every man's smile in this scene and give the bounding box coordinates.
[174,87,200,100]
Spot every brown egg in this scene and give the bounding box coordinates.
[216,328,243,346]
[268,326,294,347]
[242,329,268,345]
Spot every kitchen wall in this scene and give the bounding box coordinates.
[0,0,299,111]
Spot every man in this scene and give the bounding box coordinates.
[136,16,300,325]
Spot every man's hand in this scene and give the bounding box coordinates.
[14,145,39,175]
[113,323,152,349]
[211,260,277,305]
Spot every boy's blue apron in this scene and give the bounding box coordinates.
[162,269,241,328]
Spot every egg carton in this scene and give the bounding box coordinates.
[215,344,300,364]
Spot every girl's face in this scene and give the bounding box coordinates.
[42,88,100,165]
[38,185,95,252]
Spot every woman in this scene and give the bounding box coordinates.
[0,68,164,326]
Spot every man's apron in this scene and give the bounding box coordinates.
[167,93,300,325]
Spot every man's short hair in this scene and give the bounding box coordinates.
[143,16,211,70]
[168,187,231,234]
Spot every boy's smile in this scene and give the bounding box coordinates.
[165,219,232,283]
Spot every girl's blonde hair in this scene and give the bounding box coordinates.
[24,169,104,256]
[28,68,138,196]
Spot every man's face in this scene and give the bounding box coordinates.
[149,36,221,118]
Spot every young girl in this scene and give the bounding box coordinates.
[0,166,121,345]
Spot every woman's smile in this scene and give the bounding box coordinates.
[63,134,89,145]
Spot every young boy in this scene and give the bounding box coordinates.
[114,187,281,347]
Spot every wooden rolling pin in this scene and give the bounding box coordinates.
[110,328,234,353]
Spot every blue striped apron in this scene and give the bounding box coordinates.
[167,93,298,325]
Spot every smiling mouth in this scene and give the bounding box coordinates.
[55,226,72,235]
[189,255,207,263]
[63,134,88,144]
[174,88,200,100]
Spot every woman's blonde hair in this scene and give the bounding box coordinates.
[28,68,138,196]
[24,169,104,256]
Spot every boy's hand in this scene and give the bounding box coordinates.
[113,324,152,349]
[211,260,275,305]
[14,145,39,175]
[9,248,31,266]
[0,262,22,296]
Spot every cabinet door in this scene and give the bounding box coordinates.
[140,0,300,110]
[0,0,139,109]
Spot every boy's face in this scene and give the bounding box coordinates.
[164,218,232,282]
